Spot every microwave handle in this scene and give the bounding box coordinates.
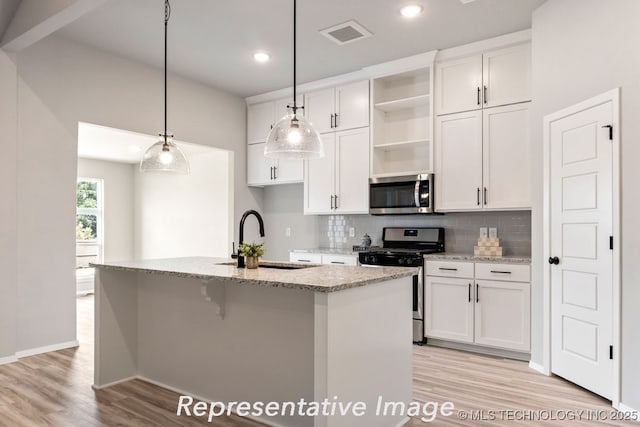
[414,181,421,208]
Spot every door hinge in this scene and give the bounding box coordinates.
[609,345,613,360]
[610,236,614,250]
[602,124,613,141]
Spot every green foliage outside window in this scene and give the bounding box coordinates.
[76,181,98,241]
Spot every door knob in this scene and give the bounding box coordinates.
[548,256,560,265]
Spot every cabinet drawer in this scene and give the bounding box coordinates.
[322,254,358,266]
[475,263,530,282]
[289,252,323,264]
[425,261,474,279]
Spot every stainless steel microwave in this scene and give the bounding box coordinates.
[369,174,434,215]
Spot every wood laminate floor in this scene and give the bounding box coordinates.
[0,295,632,426]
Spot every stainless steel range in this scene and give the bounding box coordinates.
[358,227,445,343]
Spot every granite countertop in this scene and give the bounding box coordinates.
[423,253,531,264]
[91,256,417,293]
[291,248,359,256]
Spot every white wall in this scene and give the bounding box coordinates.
[0,49,17,360]
[531,0,640,410]
[13,35,258,353]
[77,158,134,262]
[134,150,231,259]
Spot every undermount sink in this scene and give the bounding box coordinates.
[218,261,316,270]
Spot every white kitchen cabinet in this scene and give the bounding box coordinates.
[425,260,531,354]
[321,254,358,266]
[247,95,303,145]
[474,280,531,352]
[434,55,482,116]
[435,42,531,116]
[482,103,530,210]
[435,110,483,211]
[305,81,369,134]
[435,104,530,211]
[289,252,358,266]
[425,276,475,344]
[289,252,323,264]
[247,142,303,187]
[304,128,369,215]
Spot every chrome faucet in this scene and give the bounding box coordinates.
[237,210,265,268]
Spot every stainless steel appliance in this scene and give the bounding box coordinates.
[369,174,434,215]
[358,227,445,343]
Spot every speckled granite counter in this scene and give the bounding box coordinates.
[92,256,417,293]
[423,253,531,264]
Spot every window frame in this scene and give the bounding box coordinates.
[76,178,104,277]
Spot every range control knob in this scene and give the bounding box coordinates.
[398,258,405,265]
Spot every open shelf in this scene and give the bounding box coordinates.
[373,139,430,152]
[374,94,430,112]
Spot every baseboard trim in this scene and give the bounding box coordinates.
[528,360,548,375]
[0,355,18,366]
[426,338,530,361]
[92,375,139,390]
[16,340,79,359]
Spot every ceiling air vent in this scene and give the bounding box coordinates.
[320,20,373,46]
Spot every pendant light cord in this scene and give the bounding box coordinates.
[164,0,171,143]
[292,0,297,112]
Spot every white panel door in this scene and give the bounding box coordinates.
[247,101,275,144]
[335,128,369,214]
[474,280,530,351]
[247,143,273,186]
[482,43,531,108]
[550,100,614,399]
[305,88,335,134]
[274,158,303,184]
[483,103,531,209]
[304,133,335,214]
[434,55,482,115]
[425,276,474,343]
[335,80,370,131]
[435,110,483,211]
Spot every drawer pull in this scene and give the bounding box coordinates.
[490,270,512,274]
[331,261,345,265]
[297,259,311,262]
[439,267,458,271]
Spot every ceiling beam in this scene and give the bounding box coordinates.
[1,0,108,52]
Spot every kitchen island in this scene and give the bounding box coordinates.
[92,257,416,427]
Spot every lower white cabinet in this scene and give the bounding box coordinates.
[247,142,303,186]
[425,260,531,353]
[289,252,358,266]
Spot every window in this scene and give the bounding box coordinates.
[76,179,103,277]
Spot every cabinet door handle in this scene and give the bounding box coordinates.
[334,194,339,209]
[483,85,488,104]
[477,188,480,206]
[476,283,479,303]
[484,187,487,205]
[273,166,277,180]
[330,114,335,128]
[270,166,274,180]
[439,267,458,271]
[490,270,512,274]
[330,195,334,210]
[468,283,471,302]
[477,87,481,106]
[334,113,339,128]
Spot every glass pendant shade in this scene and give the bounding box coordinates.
[264,109,324,160]
[140,137,190,174]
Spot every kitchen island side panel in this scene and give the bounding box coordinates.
[136,274,316,427]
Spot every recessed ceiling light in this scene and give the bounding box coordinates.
[400,4,423,18]
[253,52,271,63]
[128,145,142,153]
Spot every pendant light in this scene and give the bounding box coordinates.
[264,0,323,160]
[140,0,190,174]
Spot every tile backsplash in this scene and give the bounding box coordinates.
[320,211,531,256]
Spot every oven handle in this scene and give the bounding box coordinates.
[414,181,421,208]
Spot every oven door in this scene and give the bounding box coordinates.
[369,174,433,214]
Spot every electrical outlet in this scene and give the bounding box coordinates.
[285,227,291,237]
[349,227,355,238]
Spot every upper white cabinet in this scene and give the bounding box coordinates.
[247,143,304,187]
[305,81,369,134]
[435,43,531,116]
[435,103,530,211]
[247,95,303,145]
[304,128,369,215]
[371,66,434,177]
